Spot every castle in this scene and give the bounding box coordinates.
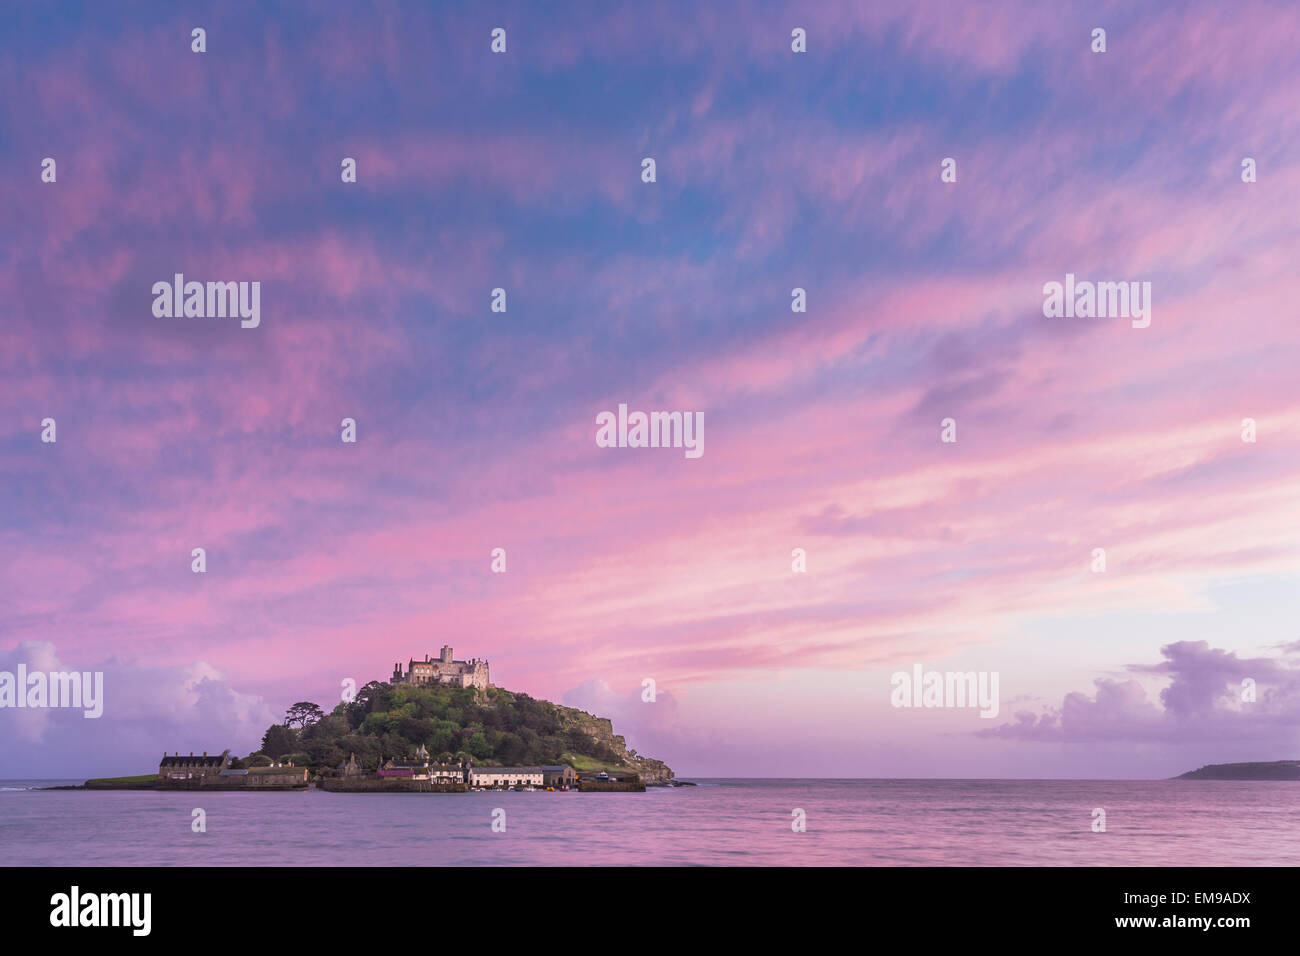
[392,646,489,690]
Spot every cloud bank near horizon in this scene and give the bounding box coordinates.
[979,641,1300,746]
[6,636,1300,779]
[0,641,276,778]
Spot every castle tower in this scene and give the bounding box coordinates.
[440,645,454,664]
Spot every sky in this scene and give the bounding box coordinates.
[2,0,1299,779]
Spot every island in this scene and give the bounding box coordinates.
[1175,760,1300,780]
[58,647,687,794]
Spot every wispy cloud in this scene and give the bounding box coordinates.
[2,1,1299,776]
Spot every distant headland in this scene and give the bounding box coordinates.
[1175,760,1300,781]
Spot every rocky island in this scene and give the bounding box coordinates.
[59,648,677,793]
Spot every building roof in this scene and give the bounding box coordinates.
[472,766,547,774]
[159,753,227,768]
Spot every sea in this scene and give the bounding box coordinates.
[2,778,1297,866]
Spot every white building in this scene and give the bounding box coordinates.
[430,765,465,784]
[470,767,544,788]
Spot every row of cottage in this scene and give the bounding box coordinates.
[158,751,309,788]
[339,745,578,789]
[159,746,583,790]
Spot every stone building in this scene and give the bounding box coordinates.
[391,646,489,690]
[158,750,231,781]
[244,765,309,788]
[337,753,365,777]
[541,765,577,788]
[376,746,470,783]
[378,756,423,779]
[375,759,469,782]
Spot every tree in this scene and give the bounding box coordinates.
[346,681,392,724]
[361,712,391,736]
[247,683,647,777]
[498,732,527,765]
[284,701,325,728]
[465,732,492,760]
[261,724,299,758]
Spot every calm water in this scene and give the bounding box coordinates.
[2,779,1297,866]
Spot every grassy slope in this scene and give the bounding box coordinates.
[560,753,629,773]
[83,773,157,789]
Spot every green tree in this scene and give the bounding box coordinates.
[261,724,299,758]
[497,732,527,765]
[361,712,391,736]
[285,701,325,728]
[465,732,492,760]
